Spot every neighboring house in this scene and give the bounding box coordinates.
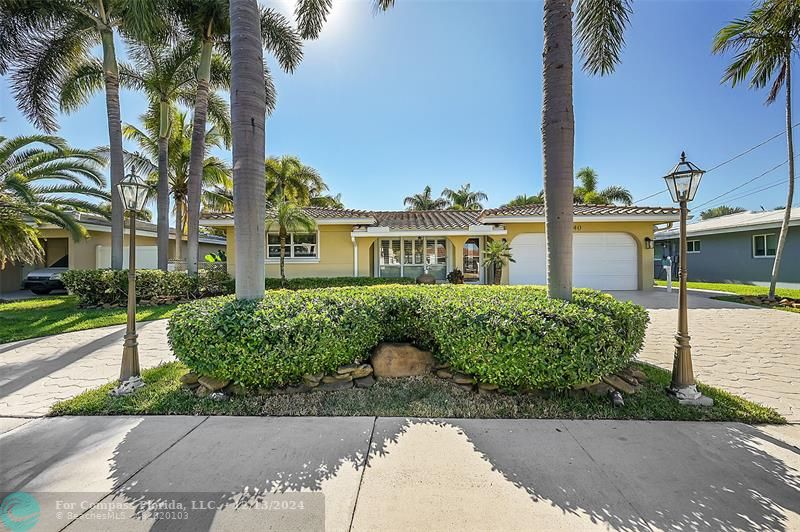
[0,212,226,294]
[203,205,679,291]
[654,209,800,288]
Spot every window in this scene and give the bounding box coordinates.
[378,237,448,280]
[268,232,317,259]
[753,234,777,258]
[687,240,701,253]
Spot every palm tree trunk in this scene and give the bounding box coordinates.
[175,200,183,263]
[230,0,266,299]
[186,36,213,276]
[542,0,574,301]
[157,100,170,271]
[769,57,795,301]
[100,27,124,270]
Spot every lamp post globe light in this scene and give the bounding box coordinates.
[116,173,150,384]
[662,152,713,406]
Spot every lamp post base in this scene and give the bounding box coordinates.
[120,332,140,382]
[667,384,714,406]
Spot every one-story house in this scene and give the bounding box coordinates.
[654,208,800,288]
[0,212,227,294]
[202,204,680,291]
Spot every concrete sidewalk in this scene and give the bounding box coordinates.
[2,416,798,531]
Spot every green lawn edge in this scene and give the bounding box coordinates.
[0,295,179,344]
[50,361,785,424]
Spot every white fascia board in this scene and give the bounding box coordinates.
[353,228,507,237]
[39,221,224,244]
[654,218,799,240]
[480,214,681,224]
[200,218,234,226]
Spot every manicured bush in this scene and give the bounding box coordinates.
[61,269,233,307]
[168,285,649,390]
[264,276,415,290]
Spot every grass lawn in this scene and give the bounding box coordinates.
[654,280,800,313]
[50,361,785,424]
[0,295,179,344]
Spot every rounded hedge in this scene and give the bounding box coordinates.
[167,285,649,390]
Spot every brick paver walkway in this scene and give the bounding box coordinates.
[0,321,172,416]
[1,290,798,420]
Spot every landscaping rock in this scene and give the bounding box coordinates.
[303,373,324,386]
[334,373,354,382]
[629,368,648,382]
[572,379,600,390]
[354,375,376,388]
[371,343,435,378]
[416,272,436,284]
[198,376,230,392]
[610,390,625,407]
[322,375,341,384]
[615,369,639,387]
[434,362,450,370]
[195,386,210,398]
[350,364,373,379]
[602,375,636,395]
[183,382,200,391]
[478,383,499,395]
[436,369,453,379]
[179,372,199,385]
[319,379,354,392]
[337,364,361,374]
[457,383,475,392]
[453,373,476,385]
[223,383,248,396]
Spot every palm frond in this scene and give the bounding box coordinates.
[261,7,303,73]
[294,0,332,40]
[575,0,632,76]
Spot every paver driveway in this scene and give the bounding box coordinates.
[0,289,797,419]
[615,289,800,422]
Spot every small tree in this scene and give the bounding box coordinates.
[482,240,515,285]
[266,200,316,285]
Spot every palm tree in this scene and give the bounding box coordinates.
[502,192,544,208]
[573,167,633,205]
[265,155,326,205]
[59,38,231,270]
[441,183,488,210]
[700,205,747,220]
[0,1,163,271]
[481,239,515,285]
[537,0,633,300]
[0,134,109,266]
[266,199,316,285]
[172,0,303,276]
[403,186,448,210]
[123,111,232,261]
[310,193,344,209]
[714,0,799,301]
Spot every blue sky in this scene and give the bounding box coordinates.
[1,0,797,213]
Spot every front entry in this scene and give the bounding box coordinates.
[463,237,480,283]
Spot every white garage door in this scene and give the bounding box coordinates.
[508,233,638,290]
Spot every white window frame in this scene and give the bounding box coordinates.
[752,233,777,258]
[266,230,320,262]
[376,237,449,277]
[686,240,701,254]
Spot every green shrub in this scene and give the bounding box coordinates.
[61,269,233,307]
[168,285,648,390]
[264,276,415,290]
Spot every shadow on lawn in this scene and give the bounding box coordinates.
[6,416,791,531]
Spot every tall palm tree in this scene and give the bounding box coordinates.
[442,183,488,210]
[265,155,326,205]
[310,193,344,209]
[502,192,544,208]
[59,38,231,270]
[0,0,163,271]
[123,111,232,260]
[538,0,633,300]
[266,199,316,285]
[714,0,799,301]
[403,186,448,210]
[173,0,303,276]
[0,134,109,266]
[573,167,633,205]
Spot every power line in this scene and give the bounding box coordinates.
[633,122,800,204]
[692,156,796,210]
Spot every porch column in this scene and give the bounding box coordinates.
[356,237,376,277]
[225,227,236,277]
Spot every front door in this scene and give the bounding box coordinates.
[463,238,481,283]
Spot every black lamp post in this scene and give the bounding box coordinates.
[116,173,150,382]
[662,152,712,406]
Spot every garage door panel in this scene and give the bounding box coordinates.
[509,232,637,290]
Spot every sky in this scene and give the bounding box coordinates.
[1,0,798,215]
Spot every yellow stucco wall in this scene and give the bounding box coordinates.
[500,221,656,290]
[226,225,358,279]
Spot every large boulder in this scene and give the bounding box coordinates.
[371,343,435,378]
